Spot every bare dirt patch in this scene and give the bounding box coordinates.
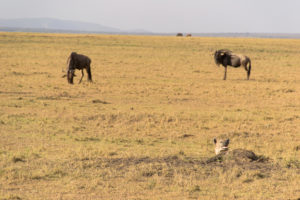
[206,149,275,172]
[82,149,277,175]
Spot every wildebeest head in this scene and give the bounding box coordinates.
[67,69,75,84]
[214,49,232,66]
[66,52,76,84]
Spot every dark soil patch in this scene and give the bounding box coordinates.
[92,155,204,171]
[71,149,282,182]
[179,134,194,138]
[90,149,276,173]
[12,157,26,163]
[92,99,110,104]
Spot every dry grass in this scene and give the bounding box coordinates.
[0,32,299,199]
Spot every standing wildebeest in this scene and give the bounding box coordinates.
[66,52,92,84]
[176,33,183,37]
[214,49,251,80]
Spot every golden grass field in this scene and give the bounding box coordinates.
[0,32,299,200]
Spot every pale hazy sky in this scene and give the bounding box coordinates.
[1,0,300,33]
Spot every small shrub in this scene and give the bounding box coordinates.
[190,185,201,193]
[286,159,300,169]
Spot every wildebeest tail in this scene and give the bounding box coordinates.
[247,59,251,80]
[87,59,92,81]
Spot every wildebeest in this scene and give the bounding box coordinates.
[214,49,251,80]
[176,33,183,37]
[66,52,92,84]
[186,33,192,37]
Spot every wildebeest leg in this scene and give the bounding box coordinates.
[79,69,84,84]
[247,68,251,80]
[223,66,227,80]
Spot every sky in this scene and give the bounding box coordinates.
[1,0,300,33]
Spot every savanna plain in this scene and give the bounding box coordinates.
[0,32,299,200]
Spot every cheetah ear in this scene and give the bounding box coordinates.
[213,138,217,144]
[224,139,230,146]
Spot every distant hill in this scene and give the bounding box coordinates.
[0,18,299,38]
[0,18,122,33]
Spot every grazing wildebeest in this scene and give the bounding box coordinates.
[186,33,192,37]
[214,49,251,80]
[214,138,230,155]
[176,33,183,37]
[66,52,92,84]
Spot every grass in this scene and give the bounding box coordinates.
[0,32,299,199]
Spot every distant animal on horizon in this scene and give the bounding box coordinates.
[65,52,92,84]
[176,33,183,37]
[214,49,251,80]
[186,33,192,37]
